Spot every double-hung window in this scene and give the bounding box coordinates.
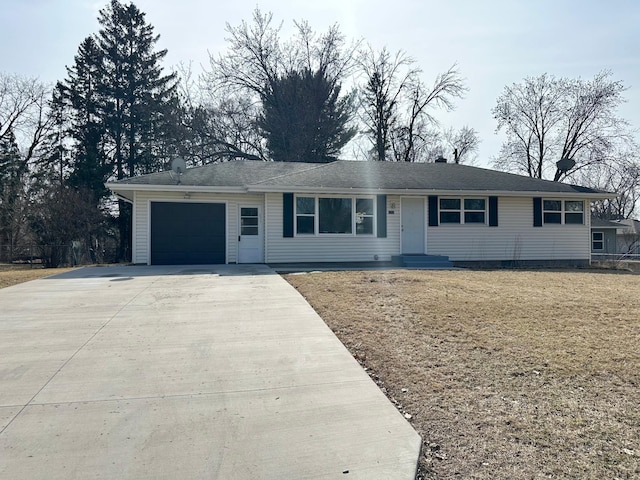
[564,201,584,224]
[296,197,315,234]
[543,200,584,225]
[543,200,562,224]
[463,199,486,223]
[294,196,375,235]
[439,198,486,224]
[439,198,461,223]
[355,198,374,234]
[592,231,604,251]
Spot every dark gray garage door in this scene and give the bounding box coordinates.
[151,202,226,265]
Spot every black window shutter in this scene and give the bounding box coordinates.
[376,195,387,238]
[428,196,439,226]
[533,197,543,227]
[283,193,294,237]
[489,196,499,227]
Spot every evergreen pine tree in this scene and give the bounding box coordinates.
[259,69,356,163]
[58,0,181,260]
[96,0,178,178]
[95,0,180,260]
[55,36,109,200]
[0,127,25,258]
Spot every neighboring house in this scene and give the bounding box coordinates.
[616,218,640,255]
[105,160,614,267]
[590,218,620,255]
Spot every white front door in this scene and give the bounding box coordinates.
[237,205,264,263]
[401,197,425,254]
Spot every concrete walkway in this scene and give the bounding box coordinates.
[0,265,420,479]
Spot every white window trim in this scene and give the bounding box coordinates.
[543,199,585,225]
[354,198,375,236]
[439,197,488,225]
[592,231,604,251]
[294,196,316,236]
[294,195,377,236]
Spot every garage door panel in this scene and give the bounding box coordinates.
[151,202,226,265]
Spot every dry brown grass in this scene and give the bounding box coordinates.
[285,269,640,480]
[0,264,75,289]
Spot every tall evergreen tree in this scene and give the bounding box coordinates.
[96,0,178,178]
[96,0,179,260]
[54,36,109,200]
[259,69,356,162]
[57,0,180,260]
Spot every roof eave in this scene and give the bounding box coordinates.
[246,185,616,199]
[105,183,247,194]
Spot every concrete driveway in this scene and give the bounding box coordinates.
[0,265,420,479]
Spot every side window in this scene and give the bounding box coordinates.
[355,198,374,235]
[464,198,486,223]
[565,201,584,224]
[296,197,315,234]
[592,231,604,250]
[543,200,562,224]
[439,198,461,224]
[543,200,584,225]
[439,198,487,224]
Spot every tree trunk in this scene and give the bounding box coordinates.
[117,199,132,262]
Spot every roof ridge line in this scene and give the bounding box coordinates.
[250,161,340,185]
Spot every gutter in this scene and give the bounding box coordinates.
[104,183,247,194]
[104,181,616,200]
[245,185,616,199]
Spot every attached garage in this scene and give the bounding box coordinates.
[150,202,226,265]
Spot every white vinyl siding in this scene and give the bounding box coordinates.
[133,191,264,265]
[131,191,591,264]
[265,192,401,263]
[427,196,591,261]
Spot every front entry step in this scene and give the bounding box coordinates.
[391,254,454,269]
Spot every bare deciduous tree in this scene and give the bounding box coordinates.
[173,63,265,163]
[207,9,359,99]
[201,8,360,163]
[444,125,480,164]
[0,73,53,166]
[393,66,467,162]
[358,46,417,161]
[580,150,640,220]
[0,73,53,260]
[493,71,630,181]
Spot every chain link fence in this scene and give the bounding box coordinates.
[591,253,640,273]
[0,243,118,268]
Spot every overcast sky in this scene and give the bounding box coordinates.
[2,0,639,165]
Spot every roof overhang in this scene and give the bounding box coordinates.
[105,182,247,199]
[106,182,616,201]
[246,185,616,199]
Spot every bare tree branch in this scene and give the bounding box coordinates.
[493,71,631,182]
[357,45,418,161]
[396,65,467,162]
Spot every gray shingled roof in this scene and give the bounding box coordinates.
[591,218,623,228]
[250,160,604,193]
[110,160,609,195]
[114,160,318,186]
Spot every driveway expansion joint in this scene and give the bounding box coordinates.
[0,276,160,436]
